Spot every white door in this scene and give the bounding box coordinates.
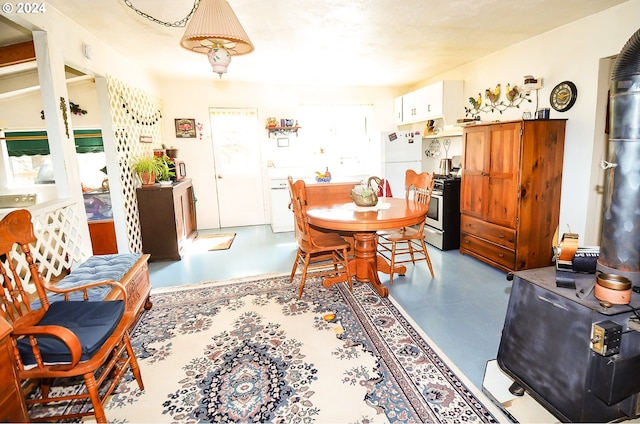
[209,108,266,227]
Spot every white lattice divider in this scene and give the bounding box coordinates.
[5,80,162,284]
[5,201,87,284]
[31,203,86,280]
[105,76,164,253]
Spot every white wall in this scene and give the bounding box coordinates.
[156,80,398,229]
[412,0,640,245]
[0,79,100,129]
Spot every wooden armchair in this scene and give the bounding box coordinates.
[0,209,144,423]
[288,177,352,299]
[377,170,435,284]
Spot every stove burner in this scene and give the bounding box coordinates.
[433,174,460,181]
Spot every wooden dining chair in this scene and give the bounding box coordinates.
[377,170,435,284]
[287,177,352,299]
[0,209,144,423]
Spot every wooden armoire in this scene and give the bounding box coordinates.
[459,119,566,272]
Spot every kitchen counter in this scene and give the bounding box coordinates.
[302,177,365,185]
[268,166,372,181]
[305,181,360,205]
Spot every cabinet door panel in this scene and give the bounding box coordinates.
[486,177,518,226]
[182,186,196,237]
[174,193,185,242]
[460,128,488,217]
[488,125,520,175]
[486,124,519,227]
[460,174,485,217]
[394,96,403,124]
[425,81,443,118]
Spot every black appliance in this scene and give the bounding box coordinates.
[424,175,460,250]
[498,268,640,422]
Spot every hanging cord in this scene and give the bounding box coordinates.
[626,303,640,321]
[122,0,200,27]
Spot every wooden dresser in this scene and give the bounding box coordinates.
[460,119,566,272]
[0,317,28,422]
[136,179,197,261]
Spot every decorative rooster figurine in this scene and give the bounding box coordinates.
[505,83,520,103]
[485,83,501,105]
[468,93,482,111]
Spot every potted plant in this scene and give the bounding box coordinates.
[157,155,175,185]
[131,155,162,186]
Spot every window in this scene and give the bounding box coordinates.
[298,103,375,167]
[3,129,106,188]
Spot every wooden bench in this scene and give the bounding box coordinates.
[34,253,152,327]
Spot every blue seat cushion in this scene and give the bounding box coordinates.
[31,253,141,308]
[18,300,125,365]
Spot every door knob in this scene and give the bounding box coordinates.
[217,175,222,179]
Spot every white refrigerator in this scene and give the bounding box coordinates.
[381,131,423,198]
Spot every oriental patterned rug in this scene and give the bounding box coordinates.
[32,274,506,423]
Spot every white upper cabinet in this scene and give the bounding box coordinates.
[401,87,429,123]
[396,80,463,125]
[394,96,403,125]
[424,82,444,118]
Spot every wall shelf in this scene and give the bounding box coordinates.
[266,126,301,137]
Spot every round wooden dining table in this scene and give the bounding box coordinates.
[305,198,428,297]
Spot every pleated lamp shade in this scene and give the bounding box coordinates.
[180,0,254,56]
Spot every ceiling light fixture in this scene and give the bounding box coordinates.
[180,0,254,78]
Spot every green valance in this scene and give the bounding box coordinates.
[5,129,103,156]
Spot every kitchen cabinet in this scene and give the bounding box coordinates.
[396,80,463,125]
[136,179,197,261]
[401,86,429,123]
[394,96,403,125]
[460,119,566,272]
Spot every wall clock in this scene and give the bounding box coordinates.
[550,81,578,112]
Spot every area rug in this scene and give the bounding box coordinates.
[188,233,236,252]
[30,274,506,423]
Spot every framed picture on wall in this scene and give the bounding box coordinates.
[175,118,196,138]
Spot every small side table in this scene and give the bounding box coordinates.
[0,317,28,422]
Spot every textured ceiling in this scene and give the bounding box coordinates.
[0,0,629,86]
